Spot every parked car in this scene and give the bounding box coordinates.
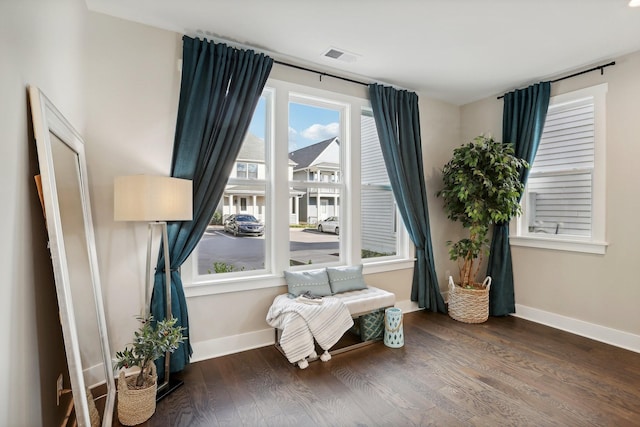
[317,216,339,235]
[223,214,264,236]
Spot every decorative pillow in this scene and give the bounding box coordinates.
[327,264,367,294]
[284,269,332,297]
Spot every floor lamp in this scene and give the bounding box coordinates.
[114,175,192,400]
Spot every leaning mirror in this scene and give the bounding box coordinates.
[29,86,115,426]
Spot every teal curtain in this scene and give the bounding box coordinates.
[151,36,272,378]
[487,82,551,316]
[369,84,446,313]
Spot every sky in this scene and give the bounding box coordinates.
[248,97,340,152]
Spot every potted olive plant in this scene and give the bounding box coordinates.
[114,316,185,426]
[437,135,527,323]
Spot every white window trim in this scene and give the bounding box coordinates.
[510,83,608,255]
[182,79,413,297]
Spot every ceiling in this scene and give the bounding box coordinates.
[86,0,640,105]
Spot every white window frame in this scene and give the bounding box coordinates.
[182,79,413,297]
[510,83,608,255]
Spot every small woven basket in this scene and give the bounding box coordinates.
[447,276,491,324]
[360,310,385,341]
[117,362,157,426]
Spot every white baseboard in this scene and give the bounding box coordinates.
[514,304,640,354]
[190,328,275,363]
[190,298,418,363]
[395,299,421,314]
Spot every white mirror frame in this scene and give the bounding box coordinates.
[29,86,115,426]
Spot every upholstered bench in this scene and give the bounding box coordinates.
[267,265,396,368]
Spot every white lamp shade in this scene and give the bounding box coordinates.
[114,175,193,221]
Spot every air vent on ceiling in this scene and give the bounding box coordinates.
[324,49,344,59]
[322,47,360,63]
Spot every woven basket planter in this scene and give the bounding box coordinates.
[117,363,157,426]
[447,276,492,324]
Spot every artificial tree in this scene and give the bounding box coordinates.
[437,135,527,289]
[114,315,185,388]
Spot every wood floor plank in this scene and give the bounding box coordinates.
[123,311,640,426]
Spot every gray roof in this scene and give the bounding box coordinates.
[237,132,264,161]
[288,137,339,170]
[239,132,297,166]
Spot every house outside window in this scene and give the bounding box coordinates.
[511,83,608,254]
[289,135,341,225]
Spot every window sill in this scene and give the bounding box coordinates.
[184,273,284,298]
[510,235,608,255]
[362,258,415,274]
[183,258,415,298]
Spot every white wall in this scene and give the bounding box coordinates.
[420,97,466,292]
[461,51,640,350]
[0,0,88,425]
[83,10,182,358]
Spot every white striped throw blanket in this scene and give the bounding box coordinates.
[267,294,354,364]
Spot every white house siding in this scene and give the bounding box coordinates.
[361,114,396,254]
[362,189,396,254]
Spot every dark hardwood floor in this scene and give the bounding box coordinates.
[116,311,640,426]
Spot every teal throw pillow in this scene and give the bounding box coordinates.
[284,269,332,297]
[327,264,367,294]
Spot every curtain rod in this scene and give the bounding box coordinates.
[273,60,369,87]
[192,33,371,87]
[497,61,616,100]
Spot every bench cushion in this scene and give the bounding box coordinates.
[332,286,396,317]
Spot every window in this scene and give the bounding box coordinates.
[183,80,412,296]
[236,163,259,179]
[288,99,342,267]
[195,95,269,276]
[236,163,247,178]
[511,83,607,254]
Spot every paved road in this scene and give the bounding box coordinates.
[197,226,339,274]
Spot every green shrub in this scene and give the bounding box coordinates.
[208,261,245,274]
